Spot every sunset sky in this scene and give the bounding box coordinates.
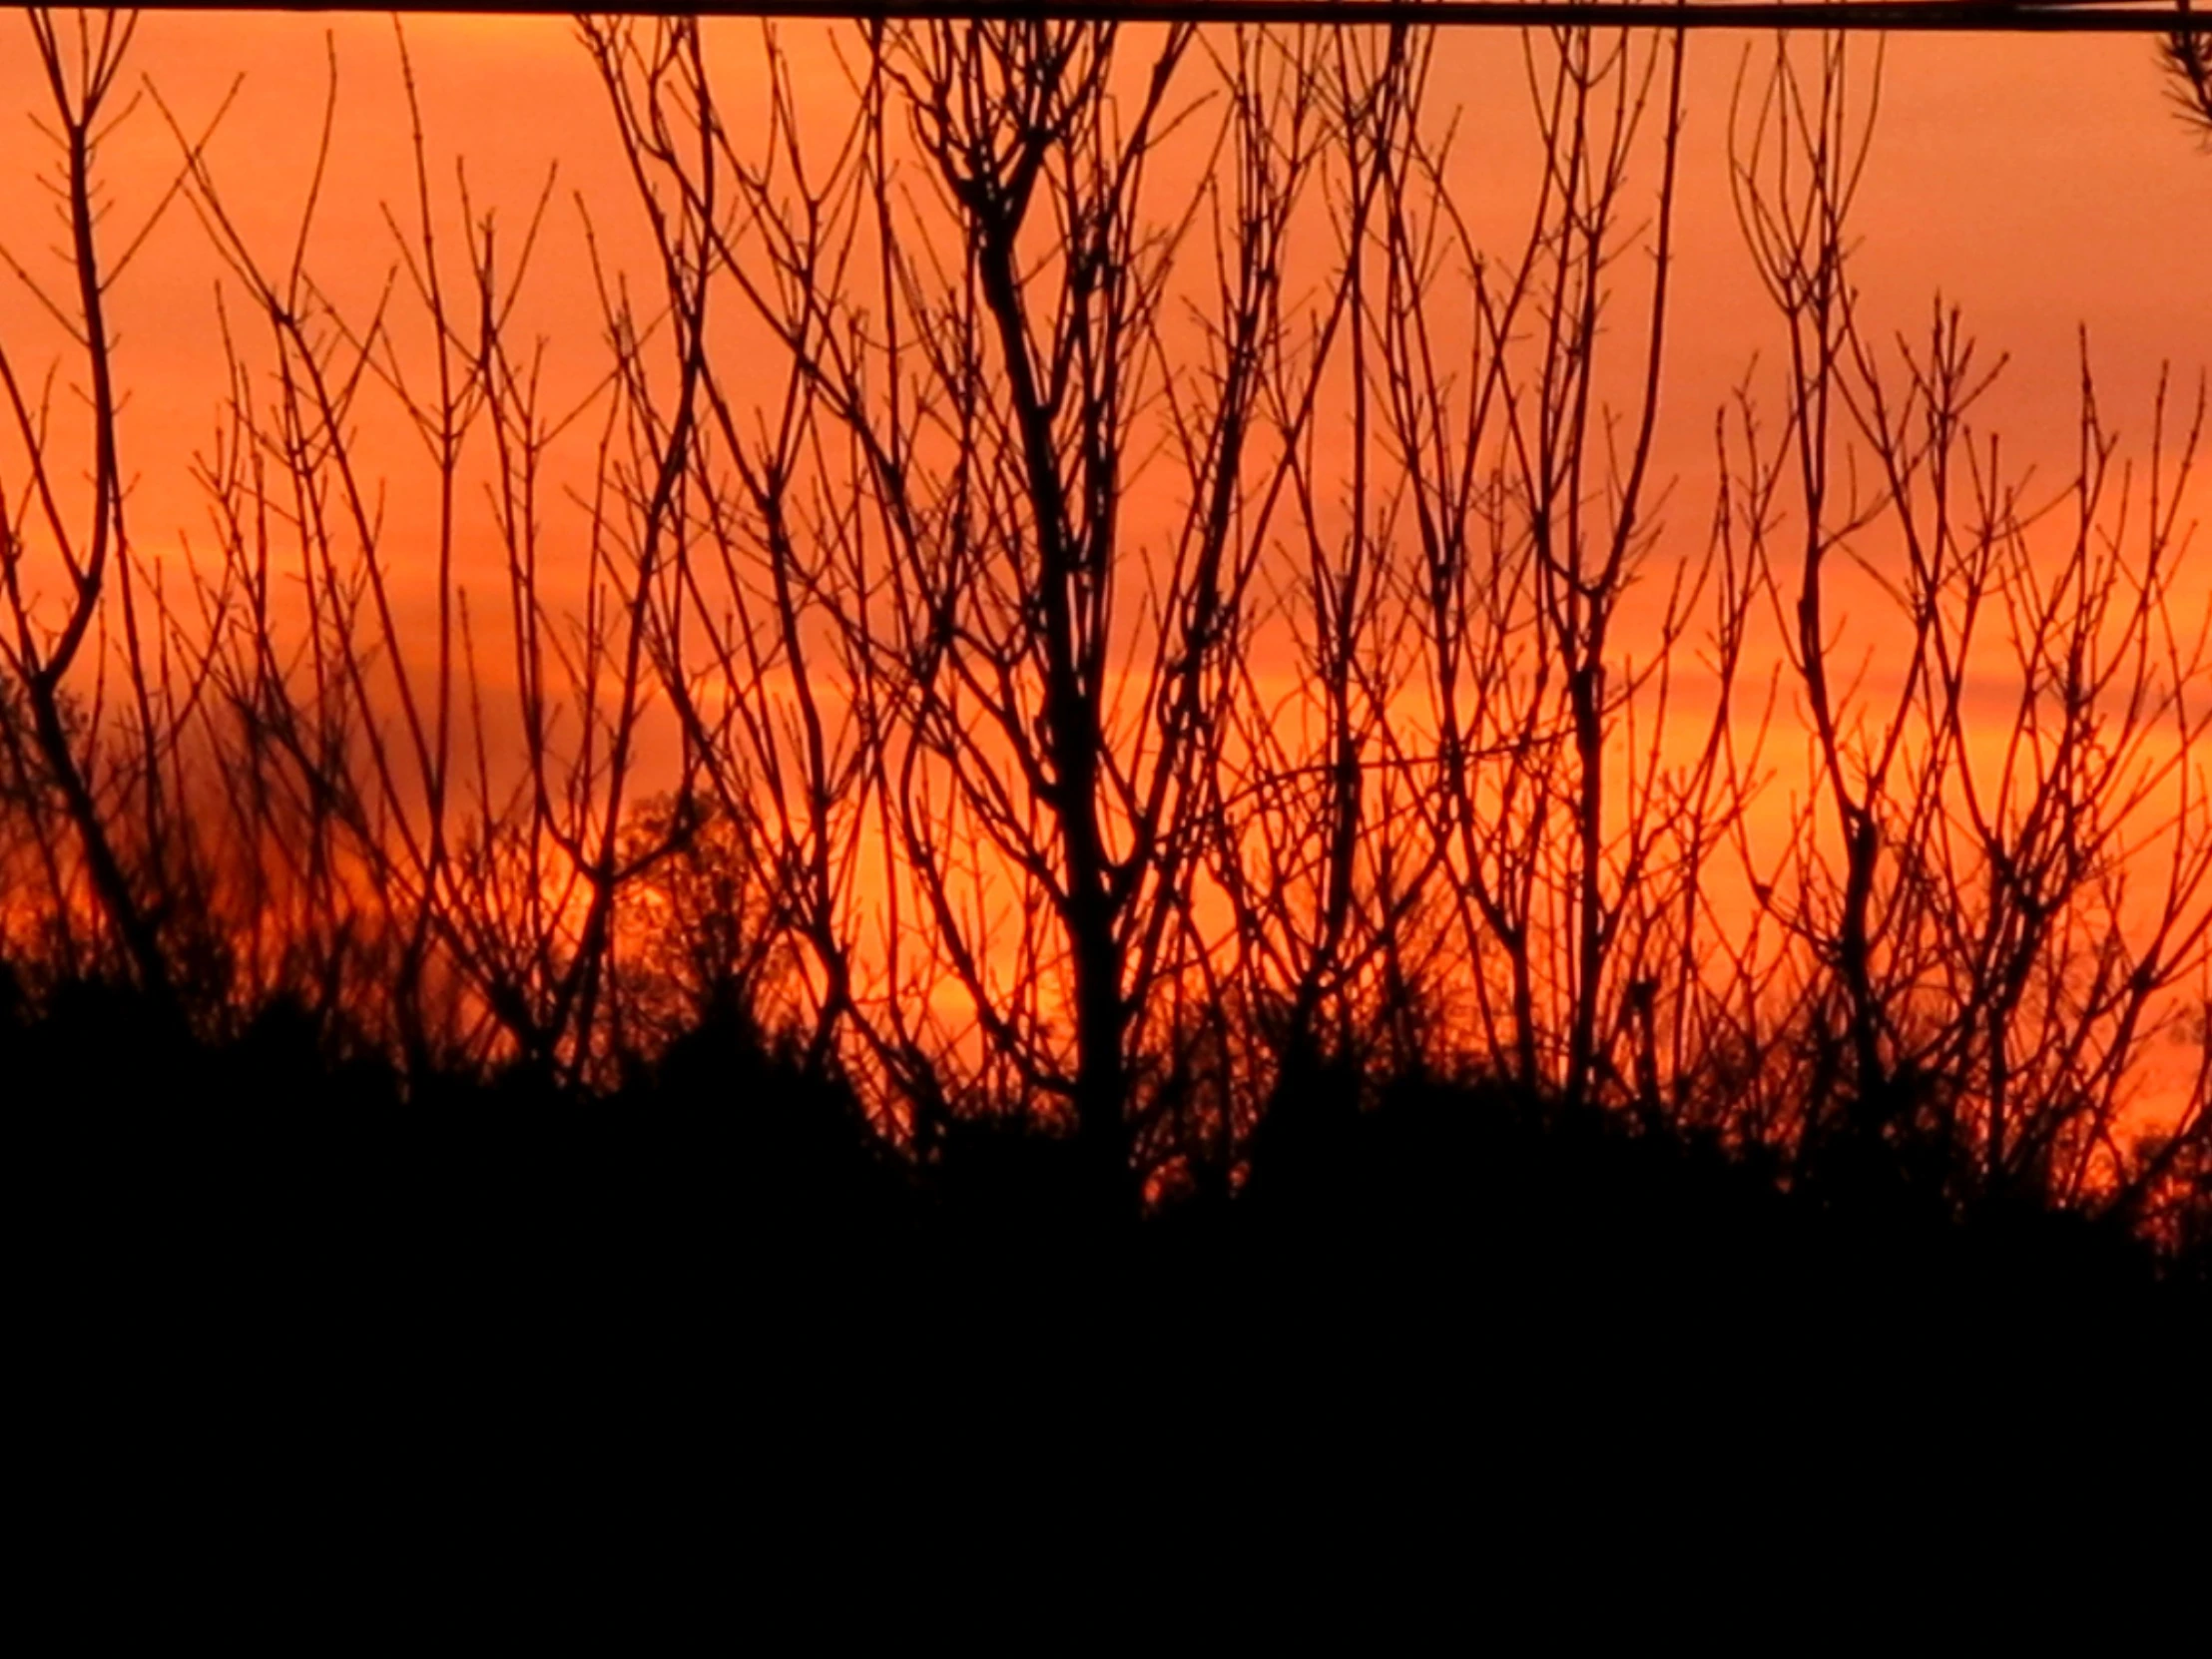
[5,12,2204,902]
[6,16,2203,807]
[3,7,2208,1166]
[4,15,2207,519]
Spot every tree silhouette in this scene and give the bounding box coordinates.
[0,7,2205,1296]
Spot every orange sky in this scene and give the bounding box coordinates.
[4,16,2205,525]
[2,32,2202,755]
[0,14,2199,598]
[2,11,2205,1123]
[6,15,2203,777]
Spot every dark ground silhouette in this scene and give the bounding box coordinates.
[14,969,2200,1382]
[17,963,2203,1615]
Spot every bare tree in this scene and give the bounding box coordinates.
[586,14,1347,1204]
[151,20,692,1079]
[0,11,191,1002]
[1731,32,2212,1212]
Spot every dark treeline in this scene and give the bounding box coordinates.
[9,969,2202,1340]
[3,10,2209,1352]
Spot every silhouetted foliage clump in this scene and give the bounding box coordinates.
[9,966,2198,1378]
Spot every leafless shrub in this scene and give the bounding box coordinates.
[1730,32,2212,1215]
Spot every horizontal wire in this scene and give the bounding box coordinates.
[61,2,2212,36]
